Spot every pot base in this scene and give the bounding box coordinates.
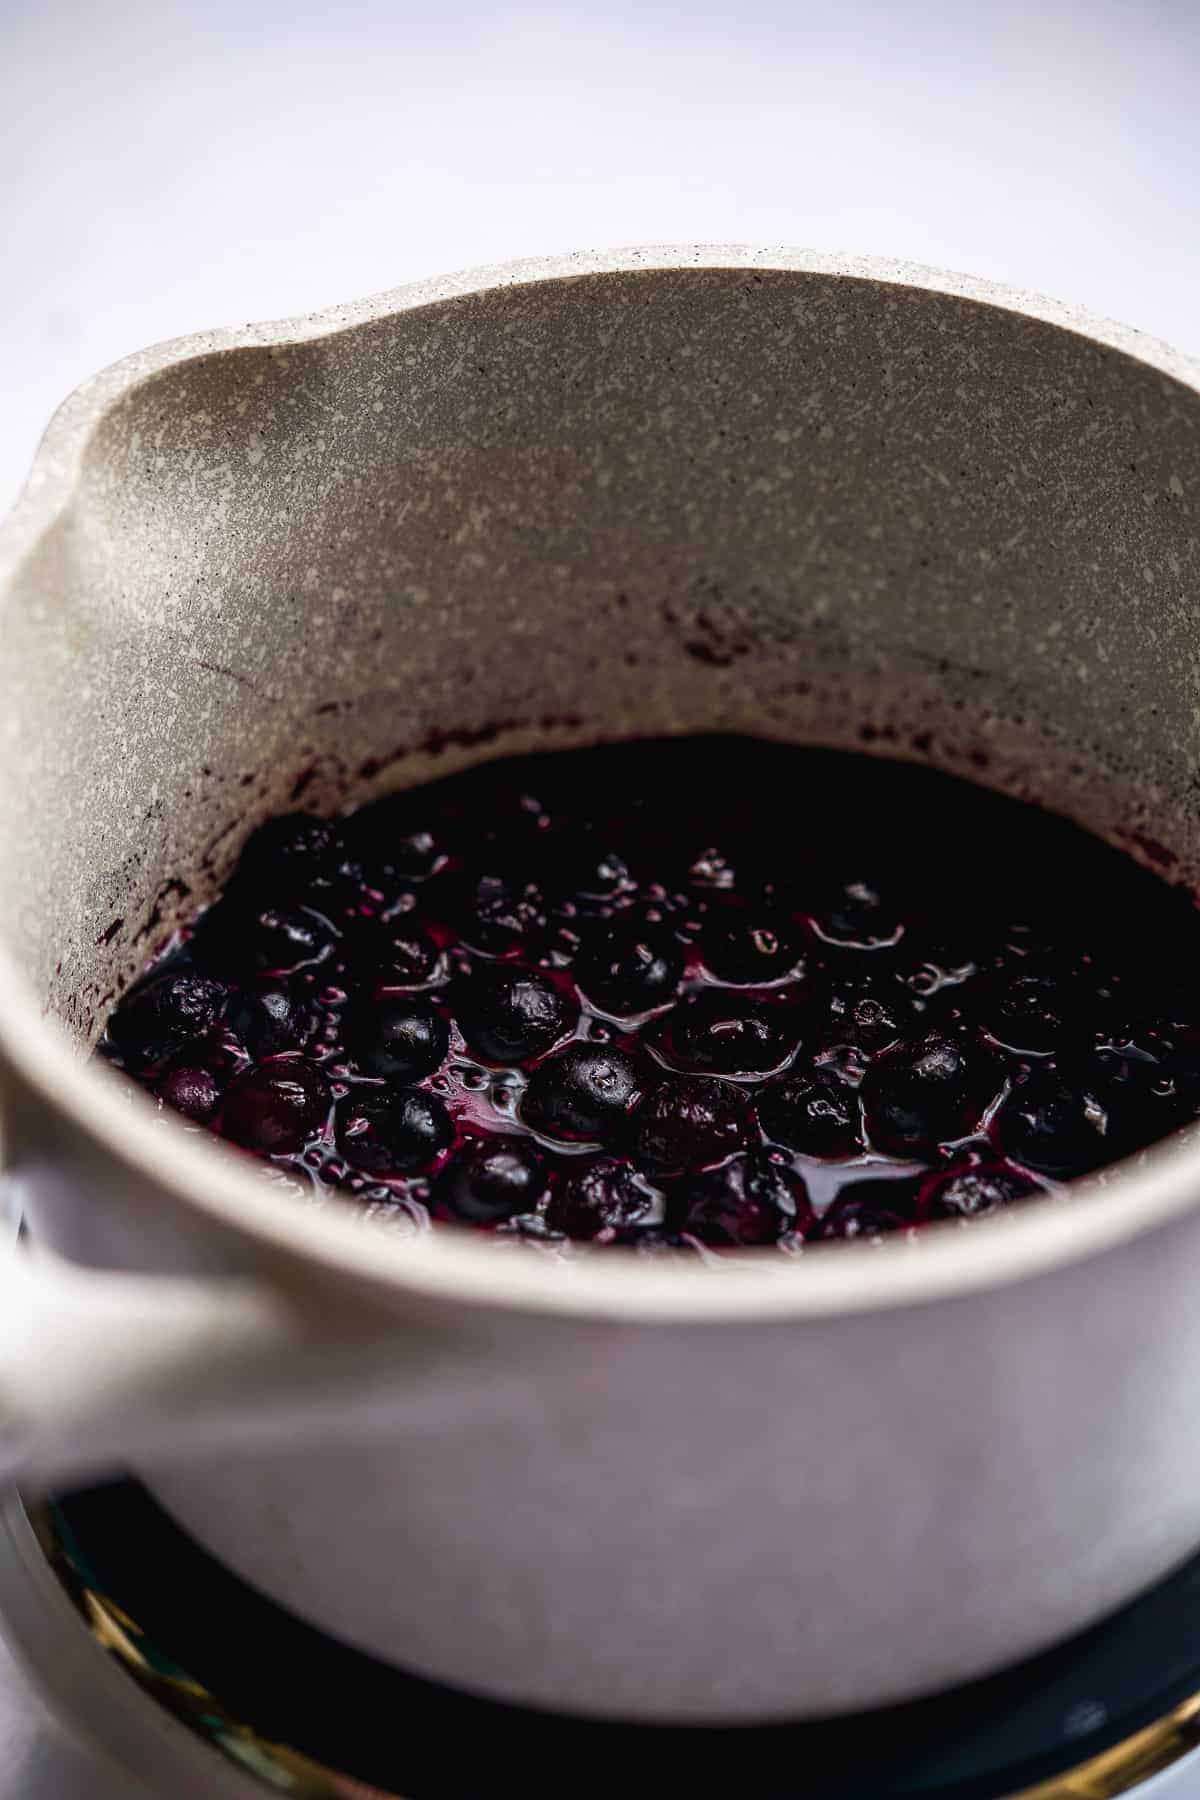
[5,1483,1200,1798]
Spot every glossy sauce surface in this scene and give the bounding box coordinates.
[99,739,1200,1253]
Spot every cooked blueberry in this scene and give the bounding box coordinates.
[684,841,745,892]
[344,996,449,1081]
[227,982,316,1057]
[634,1076,753,1172]
[106,971,227,1068]
[816,1042,872,1090]
[546,1156,655,1240]
[541,829,632,903]
[390,828,440,878]
[861,1033,993,1156]
[192,899,336,975]
[1156,1018,1200,1086]
[159,1064,223,1123]
[257,904,336,970]
[222,1063,331,1154]
[236,812,341,888]
[811,881,903,949]
[699,912,800,984]
[1084,1041,1162,1099]
[993,1071,1111,1177]
[348,917,441,987]
[520,1043,643,1142]
[337,1087,453,1174]
[1052,1038,1193,1156]
[1106,1014,1200,1086]
[821,979,911,1054]
[811,1177,924,1241]
[341,797,444,881]
[896,930,983,998]
[922,1160,1040,1221]
[669,991,797,1075]
[681,1151,813,1246]
[573,920,683,1015]
[758,1071,863,1158]
[979,967,1086,1053]
[438,869,545,953]
[455,967,577,1064]
[375,922,442,986]
[441,1137,547,1223]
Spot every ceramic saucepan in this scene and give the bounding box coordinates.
[1,249,1199,1721]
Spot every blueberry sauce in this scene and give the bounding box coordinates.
[98,738,1200,1254]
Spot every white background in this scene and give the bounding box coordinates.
[2,1,1200,1792]
[3,0,1200,513]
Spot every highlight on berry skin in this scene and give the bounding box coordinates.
[99,738,1200,1255]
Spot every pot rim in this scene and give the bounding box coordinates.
[3,243,1200,1327]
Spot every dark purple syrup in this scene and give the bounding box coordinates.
[98,739,1200,1253]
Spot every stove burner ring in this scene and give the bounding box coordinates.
[13,1492,1200,1800]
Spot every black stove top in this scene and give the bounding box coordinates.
[42,1481,1200,1798]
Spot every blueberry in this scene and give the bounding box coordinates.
[222,1063,331,1154]
[699,912,800,985]
[573,920,683,1015]
[344,996,449,1082]
[321,841,441,915]
[106,970,227,1068]
[236,812,341,889]
[441,1137,547,1223]
[862,1033,993,1155]
[350,917,442,987]
[1152,1017,1200,1085]
[581,848,632,900]
[821,979,911,1054]
[541,829,632,903]
[979,967,1086,1054]
[1059,1040,1193,1155]
[388,828,441,879]
[519,1043,643,1142]
[685,843,741,891]
[812,881,903,950]
[811,1177,924,1241]
[680,1151,812,1246]
[896,928,983,999]
[993,1071,1111,1177]
[256,904,336,971]
[546,1157,655,1240]
[341,797,444,881]
[227,982,316,1057]
[634,1076,754,1172]
[1101,1014,1200,1087]
[337,1087,453,1175]
[455,967,577,1064]
[758,1071,863,1158]
[922,1160,1040,1221]
[439,870,545,953]
[193,899,336,975]
[159,1064,223,1123]
[669,992,797,1075]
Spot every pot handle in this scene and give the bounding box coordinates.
[0,1091,452,1493]
[0,1244,443,1492]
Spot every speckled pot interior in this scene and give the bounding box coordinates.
[3,251,1198,1047]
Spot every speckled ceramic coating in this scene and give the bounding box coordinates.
[2,248,1198,1045]
[5,251,1200,1723]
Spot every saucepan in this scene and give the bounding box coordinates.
[1,248,1199,1723]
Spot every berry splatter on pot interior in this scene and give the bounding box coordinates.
[99,738,1200,1254]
